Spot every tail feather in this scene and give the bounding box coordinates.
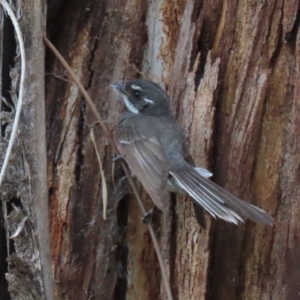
[182,171,243,223]
[170,168,274,225]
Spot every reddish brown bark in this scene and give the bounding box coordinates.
[45,0,300,299]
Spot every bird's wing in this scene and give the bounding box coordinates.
[115,126,170,211]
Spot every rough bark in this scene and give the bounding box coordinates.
[45,0,300,299]
[0,0,299,299]
[0,1,54,300]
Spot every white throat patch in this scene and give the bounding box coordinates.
[122,94,139,114]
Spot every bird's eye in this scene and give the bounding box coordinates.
[133,90,141,98]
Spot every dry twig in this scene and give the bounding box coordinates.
[90,127,108,220]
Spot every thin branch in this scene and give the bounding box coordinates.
[0,0,26,187]
[44,36,174,300]
[90,127,108,220]
[45,72,69,82]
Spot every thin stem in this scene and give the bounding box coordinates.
[0,0,26,187]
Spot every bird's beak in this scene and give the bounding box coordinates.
[110,82,125,93]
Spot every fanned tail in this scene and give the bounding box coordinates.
[170,168,274,225]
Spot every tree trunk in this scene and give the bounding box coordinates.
[0,1,53,299]
[0,0,299,299]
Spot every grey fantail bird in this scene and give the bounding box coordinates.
[111,79,274,225]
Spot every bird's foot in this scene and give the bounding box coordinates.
[142,207,155,224]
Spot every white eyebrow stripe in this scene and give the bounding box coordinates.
[143,97,154,103]
[131,84,142,90]
[122,95,139,114]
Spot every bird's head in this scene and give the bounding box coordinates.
[111,79,170,115]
